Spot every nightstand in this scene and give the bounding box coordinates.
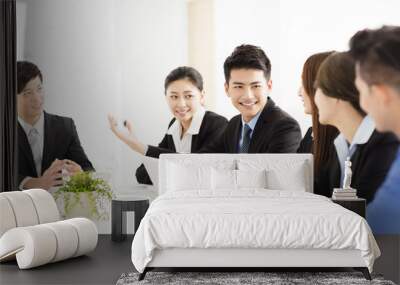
[111,197,149,242]
[331,198,366,218]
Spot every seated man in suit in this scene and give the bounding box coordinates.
[200,44,301,153]
[17,61,94,190]
[350,26,400,234]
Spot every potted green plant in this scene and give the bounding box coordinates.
[54,171,113,220]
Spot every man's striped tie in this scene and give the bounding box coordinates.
[239,124,252,153]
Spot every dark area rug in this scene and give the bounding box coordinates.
[116,271,396,285]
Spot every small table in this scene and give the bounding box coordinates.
[111,197,149,242]
[331,198,366,218]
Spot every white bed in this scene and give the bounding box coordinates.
[131,154,380,280]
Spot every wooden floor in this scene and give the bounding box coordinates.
[0,235,398,285]
[374,234,400,284]
[0,235,134,285]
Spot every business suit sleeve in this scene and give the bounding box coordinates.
[65,119,94,171]
[197,135,225,153]
[209,116,228,139]
[313,160,336,197]
[135,164,153,185]
[357,139,398,203]
[135,118,177,185]
[145,134,176,158]
[197,116,228,153]
[135,134,171,185]
[18,174,28,188]
[268,118,302,153]
[297,127,313,153]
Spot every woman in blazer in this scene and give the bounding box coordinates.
[297,52,339,195]
[313,52,399,203]
[108,66,228,184]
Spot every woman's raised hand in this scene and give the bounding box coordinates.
[107,114,146,155]
[108,114,133,141]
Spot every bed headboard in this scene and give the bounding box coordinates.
[159,154,313,195]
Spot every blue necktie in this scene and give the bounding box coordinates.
[239,124,252,153]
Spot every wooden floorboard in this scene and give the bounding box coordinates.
[0,234,398,284]
[0,235,134,285]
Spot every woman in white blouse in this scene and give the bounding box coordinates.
[108,66,228,184]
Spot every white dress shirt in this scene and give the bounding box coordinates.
[334,115,375,187]
[167,107,206,153]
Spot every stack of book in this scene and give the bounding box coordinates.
[332,188,358,200]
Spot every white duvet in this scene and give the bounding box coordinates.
[131,190,380,273]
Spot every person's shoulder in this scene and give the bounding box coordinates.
[44,111,73,122]
[270,108,300,130]
[44,112,74,129]
[261,98,298,126]
[204,111,228,124]
[301,127,313,141]
[362,130,399,162]
[204,110,227,120]
[43,112,77,137]
[305,126,313,136]
[227,113,241,126]
[370,130,399,146]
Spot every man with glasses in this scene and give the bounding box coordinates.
[17,61,93,190]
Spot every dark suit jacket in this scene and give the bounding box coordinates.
[135,111,228,184]
[18,112,94,186]
[297,126,338,196]
[199,98,301,154]
[315,130,399,203]
[297,127,313,154]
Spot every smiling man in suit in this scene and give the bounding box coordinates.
[201,44,301,153]
[17,61,94,190]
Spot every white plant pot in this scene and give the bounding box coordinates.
[56,192,111,221]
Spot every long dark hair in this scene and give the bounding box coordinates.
[302,52,339,173]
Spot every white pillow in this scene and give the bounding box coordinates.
[211,168,236,190]
[266,162,307,191]
[211,168,267,190]
[236,169,267,189]
[166,162,212,191]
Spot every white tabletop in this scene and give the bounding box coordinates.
[113,184,158,202]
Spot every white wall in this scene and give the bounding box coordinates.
[16,1,26,60]
[213,0,281,120]
[18,0,400,189]
[211,0,400,134]
[188,0,216,109]
[16,0,400,233]
[17,0,188,233]
[17,0,188,190]
[114,0,188,191]
[200,0,400,132]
